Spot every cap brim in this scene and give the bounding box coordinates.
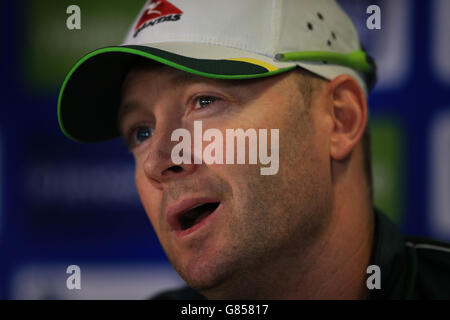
[57,44,296,143]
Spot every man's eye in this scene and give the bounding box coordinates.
[129,125,154,146]
[194,96,217,109]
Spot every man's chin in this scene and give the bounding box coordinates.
[182,262,228,290]
[175,254,239,297]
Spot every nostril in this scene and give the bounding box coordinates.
[164,165,183,174]
[171,166,183,173]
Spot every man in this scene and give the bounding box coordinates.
[58,0,450,299]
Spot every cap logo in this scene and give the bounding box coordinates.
[134,0,183,38]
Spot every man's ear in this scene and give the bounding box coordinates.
[328,75,368,161]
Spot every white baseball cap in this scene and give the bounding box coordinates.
[58,0,376,142]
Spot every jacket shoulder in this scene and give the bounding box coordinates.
[405,236,450,299]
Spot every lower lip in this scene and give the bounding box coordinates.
[172,202,224,239]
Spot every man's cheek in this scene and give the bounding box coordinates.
[135,174,148,207]
[135,174,159,224]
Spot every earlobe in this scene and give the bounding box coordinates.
[328,75,368,161]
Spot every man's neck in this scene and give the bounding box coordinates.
[287,202,374,299]
[279,173,375,299]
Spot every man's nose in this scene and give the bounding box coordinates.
[142,127,197,189]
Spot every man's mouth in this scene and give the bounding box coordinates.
[167,198,222,237]
[178,202,220,230]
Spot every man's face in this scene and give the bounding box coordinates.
[119,65,333,296]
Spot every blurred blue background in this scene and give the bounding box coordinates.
[1,0,450,299]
